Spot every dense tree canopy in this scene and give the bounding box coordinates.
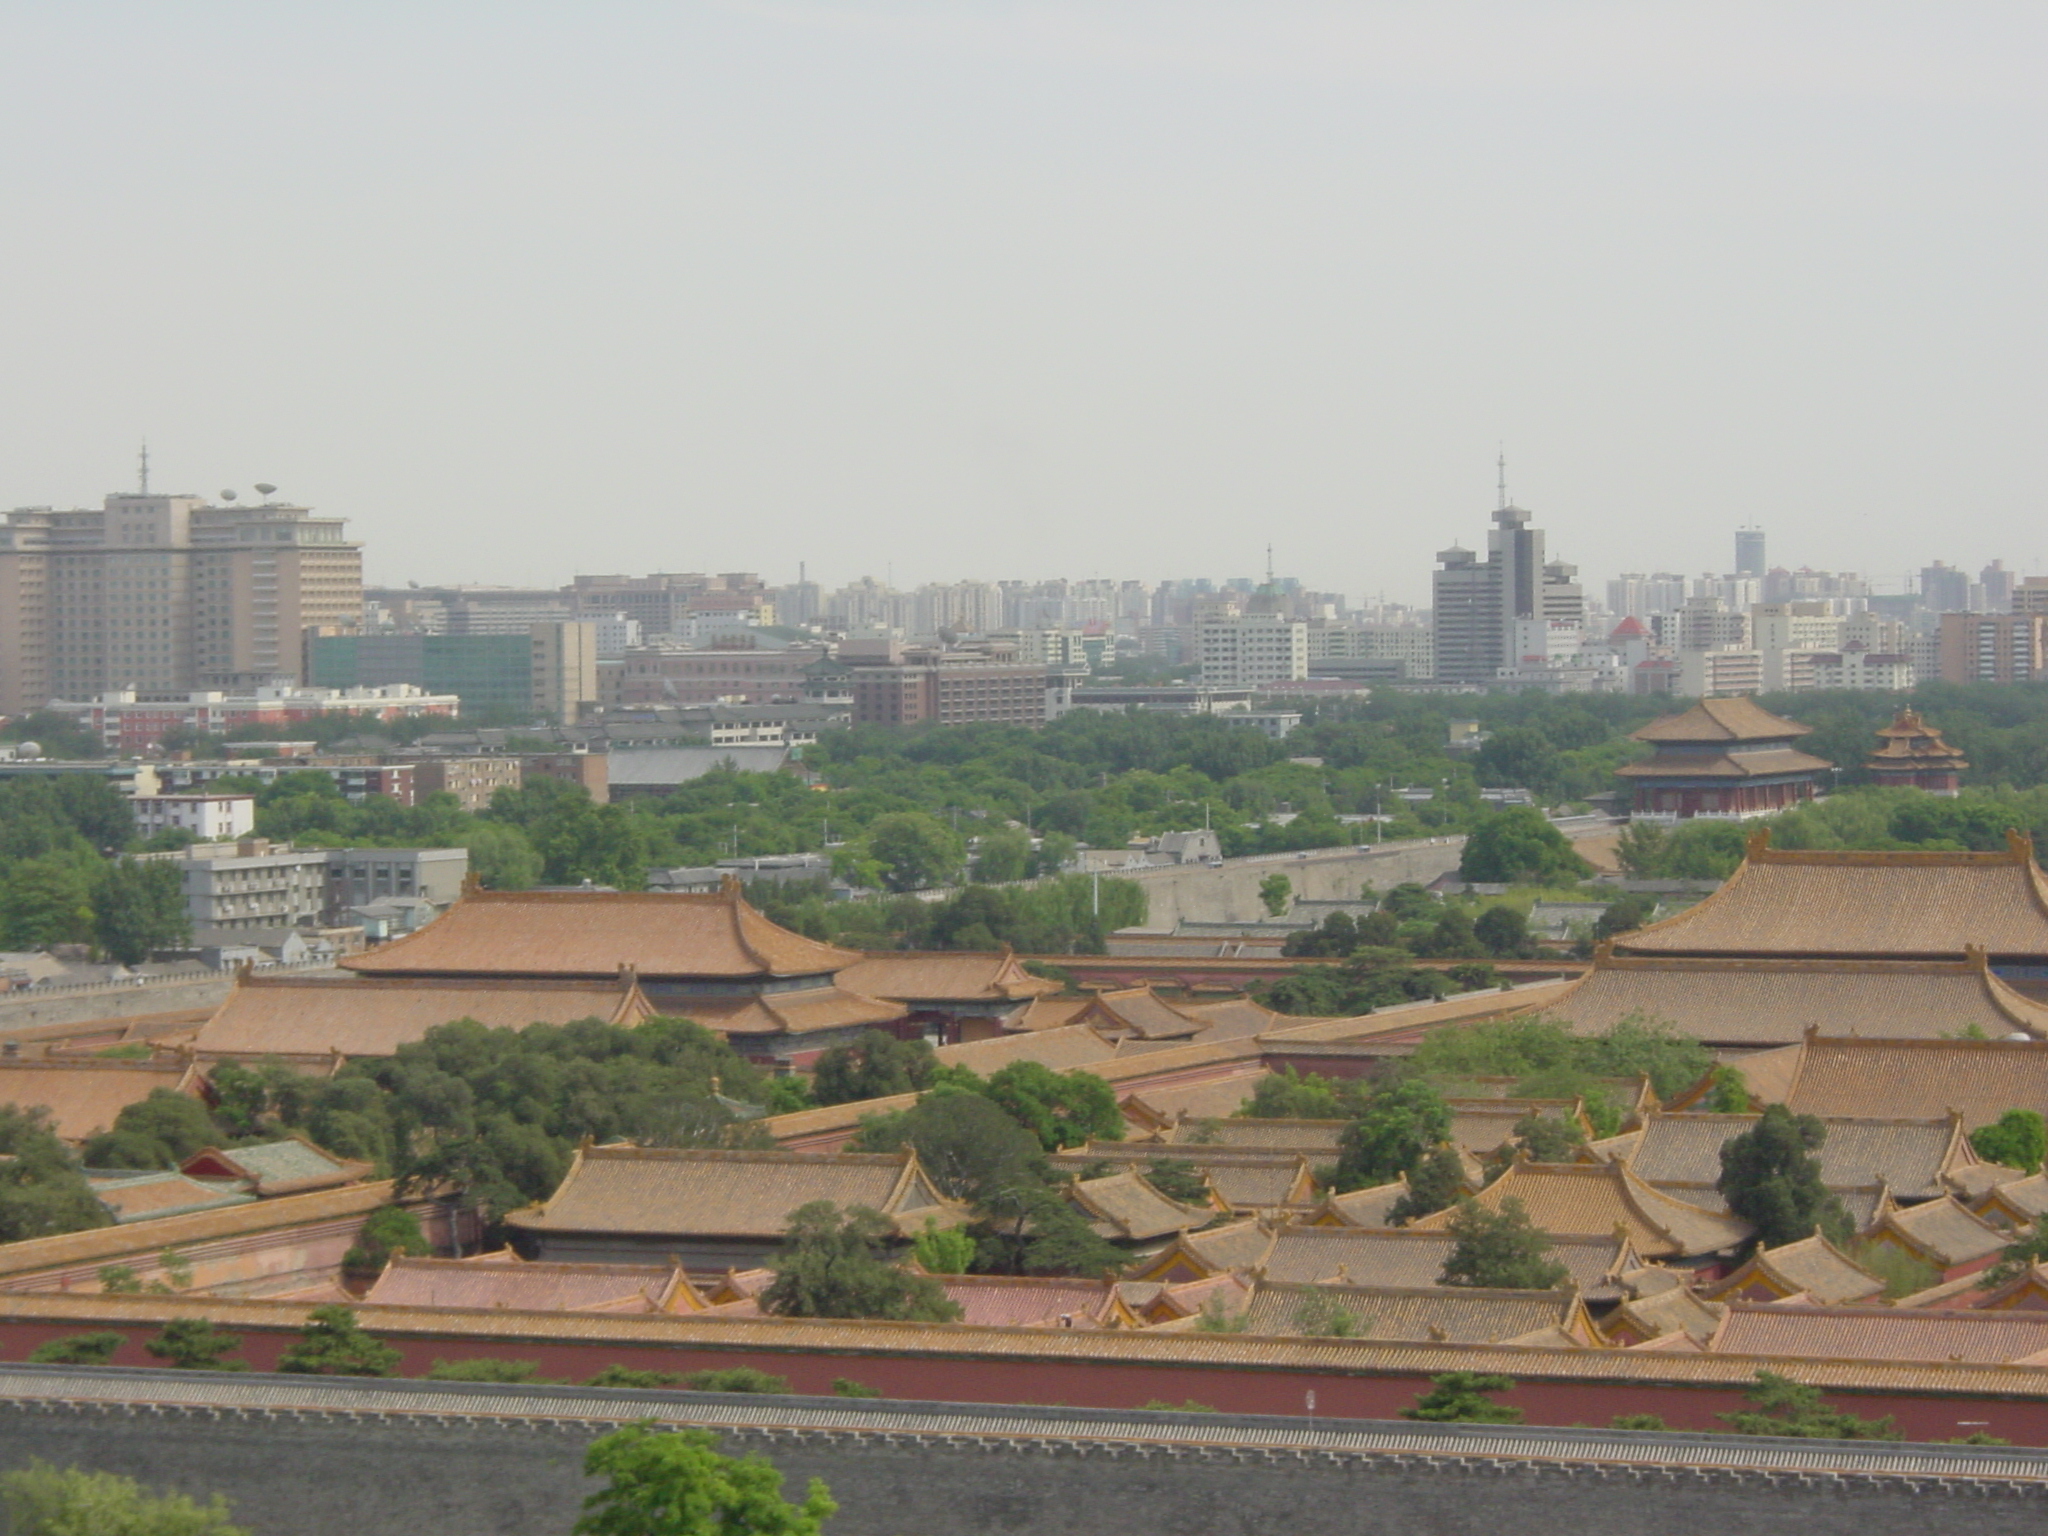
[760,1201,962,1322]
[1717,1105,1852,1248]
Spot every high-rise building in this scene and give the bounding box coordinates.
[2009,577,2048,617]
[0,487,362,714]
[529,622,599,723]
[1430,503,1585,685]
[1938,612,2048,685]
[1981,561,2016,612]
[1735,527,1767,577]
[1920,561,1972,614]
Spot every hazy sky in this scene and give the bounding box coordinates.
[2,2,2043,602]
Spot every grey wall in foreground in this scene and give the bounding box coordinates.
[2,1385,2044,1536]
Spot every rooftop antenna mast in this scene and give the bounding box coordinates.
[1496,448,1507,511]
[138,440,150,496]
[1265,543,1274,585]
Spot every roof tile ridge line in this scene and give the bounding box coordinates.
[338,892,464,968]
[1614,1156,1748,1235]
[1611,848,1755,950]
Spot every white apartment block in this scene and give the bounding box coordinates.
[132,794,255,843]
[1808,650,1915,691]
[1679,647,1764,698]
[1751,604,1842,692]
[1198,613,1307,688]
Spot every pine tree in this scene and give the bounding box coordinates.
[1402,1372,1524,1423]
[276,1305,401,1377]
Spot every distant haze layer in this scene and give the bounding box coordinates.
[0,2,2042,600]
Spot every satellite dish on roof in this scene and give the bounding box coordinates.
[220,489,238,501]
[254,483,277,497]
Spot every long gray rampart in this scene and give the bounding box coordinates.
[0,1366,2041,1536]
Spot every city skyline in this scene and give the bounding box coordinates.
[1,5,2043,599]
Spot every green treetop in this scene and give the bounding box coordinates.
[1716,1105,1852,1249]
[1438,1197,1569,1290]
[574,1425,837,1536]
[760,1202,962,1323]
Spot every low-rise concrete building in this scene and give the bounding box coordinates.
[132,793,255,842]
[323,847,469,923]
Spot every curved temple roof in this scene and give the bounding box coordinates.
[1524,949,2048,1046]
[342,883,863,980]
[1615,830,2048,962]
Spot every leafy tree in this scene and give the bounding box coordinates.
[971,828,1033,883]
[911,1217,978,1274]
[1191,1295,1250,1332]
[1282,910,1360,957]
[1335,1079,1452,1190]
[0,1105,111,1243]
[810,1031,936,1107]
[92,858,190,964]
[1140,1158,1210,1205]
[831,1378,883,1398]
[1717,1370,1901,1440]
[1386,1146,1465,1226]
[1408,1013,1710,1102]
[1592,893,1657,944]
[341,1205,430,1274]
[573,1424,836,1536]
[972,1184,1127,1277]
[81,1090,224,1171]
[1438,1197,1569,1290]
[1458,807,1593,885]
[27,1331,126,1365]
[760,1202,962,1322]
[145,1318,245,1372]
[1507,1111,1584,1165]
[586,1366,684,1389]
[1717,1105,1852,1248]
[851,1090,1046,1206]
[0,1461,246,1536]
[0,857,96,950]
[1293,1290,1367,1338]
[1971,1109,2048,1174]
[461,821,544,890]
[1610,1413,1669,1431]
[1702,1065,1753,1114]
[684,1367,793,1394]
[276,1305,401,1377]
[1849,1240,1942,1301]
[1402,1372,1524,1424]
[980,1062,1122,1151]
[865,813,965,893]
[1983,1214,2048,1288]
[1472,904,1531,958]
[1257,873,1292,917]
[1379,882,1439,921]
[679,1376,790,1400]
[1240,1068,1362,1120]
[428,1357,550,1383]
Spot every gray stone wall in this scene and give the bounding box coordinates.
[0,1377,2040,1536]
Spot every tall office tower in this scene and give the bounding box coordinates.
[0,485,361,714]
[1431,500,1586,685]
[1920,561,1972,614]
[1980,560,2016,612]
[1735,526,1767,577]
